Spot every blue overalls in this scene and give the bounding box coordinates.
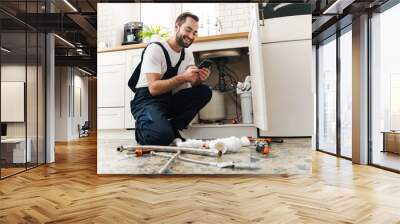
[131,43,212,146]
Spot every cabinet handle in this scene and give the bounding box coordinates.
[259,3,265,27]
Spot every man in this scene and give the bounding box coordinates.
[131,12,212,146]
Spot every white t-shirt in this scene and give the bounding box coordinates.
[136,41,195,92]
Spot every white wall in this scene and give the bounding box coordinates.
[55,67,70,141]
[75,74,89,123]
[55,67,89,141]
[71,73,89,138]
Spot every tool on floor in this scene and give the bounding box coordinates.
[151,151,259,171]
[249,137,284,144]
[158,151,181,174]
[255,142,271,155]
[174,136,251,154]
[117,145,221,157]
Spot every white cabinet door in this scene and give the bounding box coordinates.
[261,41,313,136]
[260,14,312,43]
[124,49,143,129]
[97,64,125,108]
[97,107,124,129]
[248,3,268,131]
[259,12,313,137]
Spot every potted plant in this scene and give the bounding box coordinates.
[140,25,169,43]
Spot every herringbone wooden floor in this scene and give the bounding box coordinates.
[1,134,400,224]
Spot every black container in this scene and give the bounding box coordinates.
[122,22,143,45]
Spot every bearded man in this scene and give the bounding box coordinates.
[131,12,212,146]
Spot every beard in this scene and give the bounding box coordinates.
[176,32,193,48]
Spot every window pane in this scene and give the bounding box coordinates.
[340,29,352,158]
[371,3,400,171]
[318,37,337,154]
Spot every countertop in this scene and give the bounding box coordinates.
[97,32,249,53]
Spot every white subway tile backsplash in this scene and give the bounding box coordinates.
[98,4,140,47]
[231,8,245,15]
[221,10,231,16]
[222,21,233,28]
[232,20,245,27]
[98,3,251,46]
[226,15,238,22]
[223,27,237,34]
[226,4,240,10]
[236,14,249,21]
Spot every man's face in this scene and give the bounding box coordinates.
[175,17,198,48]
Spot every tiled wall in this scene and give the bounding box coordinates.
[97,3,140,48]
[215,3,251,34]
[97,3,252,48]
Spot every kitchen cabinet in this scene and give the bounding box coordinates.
[97,107,124,129]
[260,14,311,43]
[124,49,143,129]
[186,29,265,138]
[261,40,313,136]
[97,51,125,129]
[97,51,125,109]
[97,48,143,129]
[248,3,268,131]
[257,8,314,137]
[97,64,125,108]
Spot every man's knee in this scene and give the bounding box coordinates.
[137,125,175,146]
[195,84,212,105]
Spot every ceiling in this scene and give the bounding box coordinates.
[1,0,98,74]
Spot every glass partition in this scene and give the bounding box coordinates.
[0,1,46,179]
[317,35,337,154]
[371,3,400,171]
[38,32,46,165]
[27,30,38,169]
[1,31,28,177]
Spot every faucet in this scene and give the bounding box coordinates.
[215,17,223,34]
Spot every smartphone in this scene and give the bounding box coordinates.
[198,59,212,69]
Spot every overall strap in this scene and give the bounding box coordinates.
[151,42,185,70]
[174,48,185,70]
[162,48,185,81]
[151,42,172,69]
[141,42,185,80]
[138,42,172,69]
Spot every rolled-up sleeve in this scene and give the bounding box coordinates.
[141,44,164,76]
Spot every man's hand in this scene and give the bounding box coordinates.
[191,67,210,86]
[198,67,210,81]
[179,65,200,83]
